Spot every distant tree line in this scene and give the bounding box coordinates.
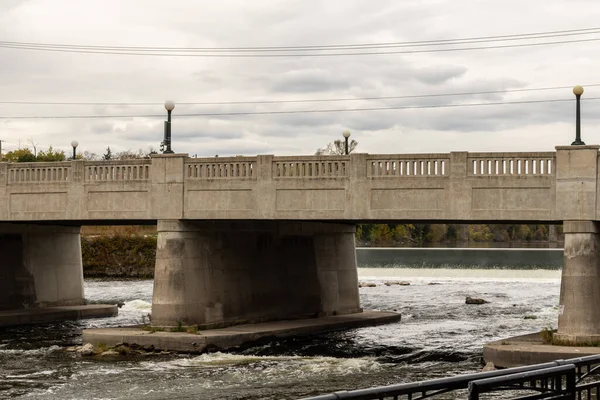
[1,146,156,162]
[356,224,562,246]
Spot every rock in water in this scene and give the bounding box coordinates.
[384,281,410,286]
[482,362,496,372]
[466,296,488,305]
[78,343,95,356]
[99,350,120,357]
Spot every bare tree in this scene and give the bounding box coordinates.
[28,138,39,157]
[81,151,99,160]
[315,139,358,155]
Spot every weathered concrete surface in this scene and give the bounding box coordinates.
[555,221,600,344]
[0,223,84,310]
[0,150,566,223]
[0,304,117,327]
[484,332,600,368]
[83,311,401,353]
[152,220,360,327]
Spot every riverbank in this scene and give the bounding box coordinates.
[81,237,564,278]
[82,235,155,278]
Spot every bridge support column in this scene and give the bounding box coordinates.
[556,221,600,344]
[0,223,84,310]
[151,220,361,327]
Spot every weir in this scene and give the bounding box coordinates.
[0,145,599,345]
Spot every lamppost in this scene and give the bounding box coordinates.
[71,140,78,160]
[342,130,351,155]
[164,100,175,154]
[571,85,585,146]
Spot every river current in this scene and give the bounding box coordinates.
[0,255,562,399]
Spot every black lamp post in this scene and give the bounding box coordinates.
[571,85,585,146]
[164,100,175,154]
[71,140,78,159]
[342,130,351,155]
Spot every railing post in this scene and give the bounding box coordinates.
[349,153,368,219]
[255,155,275,218]
[150,153,187,220]
[68,160,85,220]
[0,163,7,220]
[448,152,471,220]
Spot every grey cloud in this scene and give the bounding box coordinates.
[270,69,350,93]
[413,65,468,85]
[2,0,600,158]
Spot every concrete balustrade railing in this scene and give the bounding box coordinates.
[467,152,555,176]
[367,154,450,177]
[0,147,597,222]
[185,157,256,179]
[85,160,151,182]
[8,162,72,183]
[272,156,350,178]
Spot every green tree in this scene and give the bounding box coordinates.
[4,148,36,162]
[103,147,112,160]
[36,146,65,162]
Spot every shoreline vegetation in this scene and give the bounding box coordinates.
[80,224,564,278]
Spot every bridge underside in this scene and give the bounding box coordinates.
[0,223,84,311]
[151,220,361,327]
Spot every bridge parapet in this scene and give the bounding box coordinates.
[467,152,555,176]
[272,155,350,179]
[0,147,597,222]
[366,154,450,177]
[8,161,72,183]
[185,157,256,180]
[84,160,151,182]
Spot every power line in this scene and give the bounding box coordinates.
[2,38,599,57]
[2,30,600,57]
[2,84,599,107]
[2,97,599,120]
[2,27,600,52]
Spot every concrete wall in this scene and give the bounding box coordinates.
[0,223,84,309]
[152,220,359,327]
[0,150,572,223]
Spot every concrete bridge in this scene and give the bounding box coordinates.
[1,145,599,343]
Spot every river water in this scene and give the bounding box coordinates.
[0,251,562,399]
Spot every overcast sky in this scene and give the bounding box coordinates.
[1,0,599,158]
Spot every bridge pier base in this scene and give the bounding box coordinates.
[556,221,600,344]
[0,223,84,310]
[151,220,361,327]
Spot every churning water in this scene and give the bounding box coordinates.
[0,250,562,399]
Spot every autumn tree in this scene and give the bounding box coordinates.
[3,148,36,162]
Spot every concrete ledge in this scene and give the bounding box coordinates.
[0,305,118,327]
[83,311,401,353]
[483,332,600,368]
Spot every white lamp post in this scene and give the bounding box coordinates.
[71,140,79,160]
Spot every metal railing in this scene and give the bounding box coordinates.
[299,355,600,400]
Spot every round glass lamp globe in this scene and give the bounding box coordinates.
[342,130,351,138]
[164,100,175,111]
[71,140,79,148]
[573,85,584,96]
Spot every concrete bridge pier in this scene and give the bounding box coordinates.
[555,221,600,344]
[0,223,84,310]
[151,220,361,327]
